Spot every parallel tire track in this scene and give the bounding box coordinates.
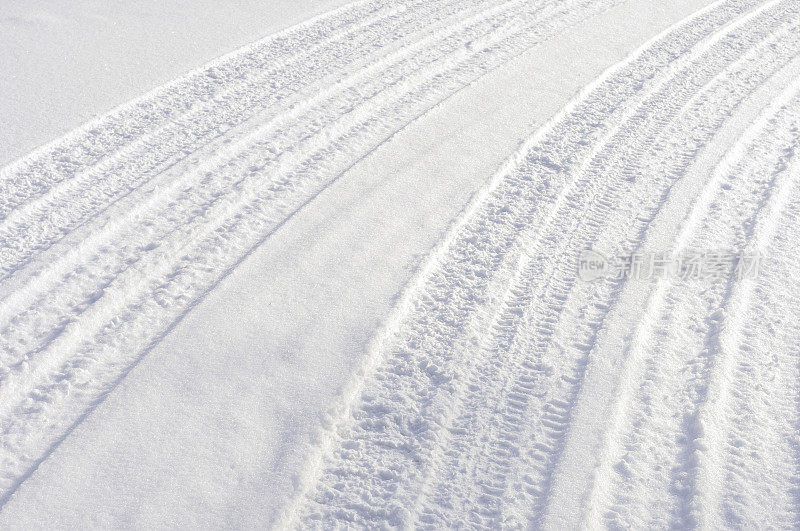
[0,0,616,507]
[4,0,799,526]
[292,0,800,527]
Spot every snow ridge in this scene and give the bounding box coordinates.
[0,0,617,510]
[2,0,799,526]
[289,0,800,527]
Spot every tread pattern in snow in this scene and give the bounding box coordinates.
[0,0,618,509]
[289,0,800,527]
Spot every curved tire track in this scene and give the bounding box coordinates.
[292,0,800,527]
[0,0,616,509]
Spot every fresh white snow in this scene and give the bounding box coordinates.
[1,0,799,528]
[0,0,351,166]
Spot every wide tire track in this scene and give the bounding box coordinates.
[291,0,800,527]
[0,0,616,509]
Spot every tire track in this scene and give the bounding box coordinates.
[574,73,800,529]
[415,4,800,527]
[0,0,486,283]
[0,0,615,507]
[686,91,800,529]
[715,189,800,528]
[0,0,390,213]
[0,0,567,385]
[290,0,800,527]
[553,12,800,529]
[0,0,591,413]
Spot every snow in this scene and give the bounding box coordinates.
[1,0,799,527]
[0,0,350,166]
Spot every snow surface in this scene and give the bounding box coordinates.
[0,0,350,166]
[2,0,800,528]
